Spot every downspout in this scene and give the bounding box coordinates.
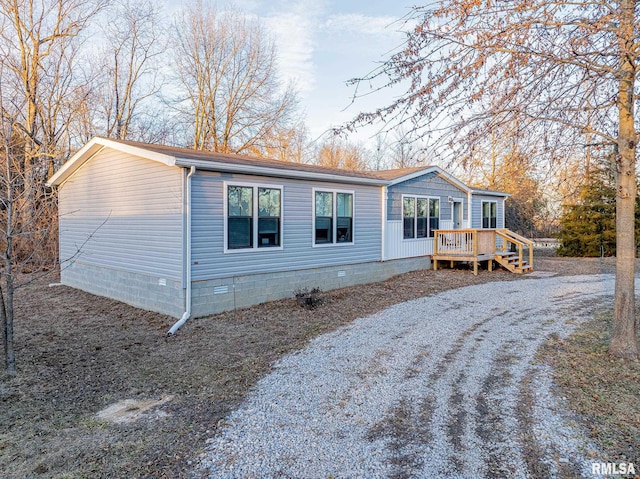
[168,165,196,335]
[381,186,387,261]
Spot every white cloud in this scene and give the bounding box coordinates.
[265,12,317,92]
[322,13,401,36]
[264,0,329,93]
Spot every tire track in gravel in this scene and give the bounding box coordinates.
[371,312,505,478]
[517,367,556,479]
[196,275,622,479]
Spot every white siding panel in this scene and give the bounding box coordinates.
[191,171,382,281]
[58,149,183,280]
[384,220,434,260]
[440,220,454,229]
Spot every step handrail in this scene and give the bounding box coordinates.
[497,228,534,246]
[495,228,533,271]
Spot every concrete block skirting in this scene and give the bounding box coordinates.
[190,256,432,318]
[60,256,432,319]
[61,261,184,318]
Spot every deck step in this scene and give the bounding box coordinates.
[432,229,534,275]
[492,251,532,274]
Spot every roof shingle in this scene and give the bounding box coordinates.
[105,137,384,181]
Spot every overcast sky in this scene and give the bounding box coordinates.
[174,0,415,146]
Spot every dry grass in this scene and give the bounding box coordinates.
[541,310,640,463]
[0,264,518,479]
[0,255,636,478]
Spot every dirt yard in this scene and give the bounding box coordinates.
[0,255,632,478]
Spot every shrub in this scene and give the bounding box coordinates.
[293,287,324,309]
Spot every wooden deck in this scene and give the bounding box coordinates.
[433,228,533,275]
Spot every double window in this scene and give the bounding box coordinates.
[226,183,282,250]
[482,201,497,229]
[403,196,439,239]
[314,190,354,245]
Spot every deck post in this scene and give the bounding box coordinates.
[473,230,478,257]
[488,259,493,272]
[518,244,523,272]
[434,259,438,271]
[473,261,478,275]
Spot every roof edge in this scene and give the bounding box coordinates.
[46,137,177,187]
[175,158,389,186]
[387,165,473,193]
[471,189,511,198]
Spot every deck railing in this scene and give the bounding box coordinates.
[435,229,473,255]
[434,229,496,257]
[433,228,534,274]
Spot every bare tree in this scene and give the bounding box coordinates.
[247,120,311,162]
[0,0,106,213]
[0,78,58,375]
[315,136,370,171]
[388,127,429,169]
[95,0,166,140]
[369,134,389,171]
[0,0,106,374]
[345,1,639,359]
[470,150,546,236]
[172,1,299,155]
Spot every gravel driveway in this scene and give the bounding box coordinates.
[197,274,619,478]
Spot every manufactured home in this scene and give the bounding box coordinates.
[47,137,530,329]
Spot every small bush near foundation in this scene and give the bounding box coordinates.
[294,287,324,309]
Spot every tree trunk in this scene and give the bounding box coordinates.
[0,282,14,375]
[610,0,639,360]
[613,160,639,359]
[2,94,17,374]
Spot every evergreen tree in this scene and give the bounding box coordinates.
[557,163,640,257]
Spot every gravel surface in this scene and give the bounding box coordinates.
[197,274,622,478]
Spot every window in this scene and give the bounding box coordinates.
[417,198,428,238]
[403,195,439,239]
[336,193,353,242]
[403,197,415,239]
[314,190,354,245]
[258,188,281,247]
[228,186,253,249]
[226,184,282,251]
[429,198,439,237]
[482,201,497,229]
[315,191,333,243]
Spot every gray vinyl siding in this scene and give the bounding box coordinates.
[471,194,505,229]
[58,149,183,280]
[387,173,468,221]
[191,171,382,281]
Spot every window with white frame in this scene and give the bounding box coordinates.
[314,190,353,245]
[226,184,282,250]
[403,196,439,239]
[429,198,440,236]
[482,201,497,229]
